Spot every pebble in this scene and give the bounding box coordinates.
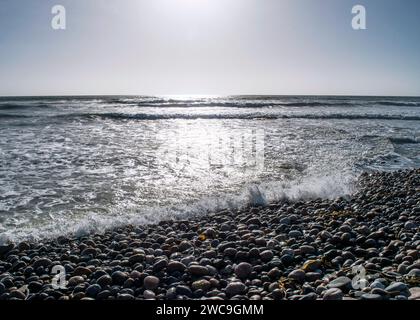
[176,285,193,297]
[225,282,247,296]
[143,276,160,290]
[191,279,211,291]
[323,288,343,300]
[385,282,409,294]
[0,169,418,301]
[97,274,112,287]
[128,254,145,264]
[73,266,92,277]
[32,258,52,269]
[68,276,85,287]
[360,293,383,300]
[111,271,128,285]
[260,250,274,262]
[288,269,306,283]
[167,261,187,273]
[234,262,253,279]
[86,284,102,298]
[153,259,168,272]
[327,276,352,291]
[188,265,209,276]
[143,290,156,299]
[288,230,303,239]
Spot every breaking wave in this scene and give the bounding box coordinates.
[0,172,356,244]
[54,112,420,121]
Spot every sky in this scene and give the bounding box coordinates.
[0,0,419,96]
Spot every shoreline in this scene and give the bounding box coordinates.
[0,169,419,300]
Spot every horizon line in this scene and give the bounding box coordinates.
[1,93,420,99]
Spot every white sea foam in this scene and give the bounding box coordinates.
[0,171,357,244]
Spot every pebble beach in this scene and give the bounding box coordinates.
[0,169,419,301]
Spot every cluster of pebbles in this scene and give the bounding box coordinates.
[0,169,419,300]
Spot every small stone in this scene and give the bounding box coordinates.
[370,279,386,290]
[153,259,168,272]
[280,254,294,266]
[300,245,316,255]
[361,293,383,300]
[288,269,306,283]
[143,276,160,290]
[111,271,129,285]
[305,272,322,282]
[192,279,211,291]
[68,276,85,287]
[188,265,209,276]
[404,221,416,230]
[204,228,217,238]
[179,241,193,252]
[117,293,134,300]
[302,259,322,272]
[300,292,318,300]
[0,243,15,255]
[234,262,253,279]
[385,282,409,293]
[86,284,101,298]
[397,263,408,274]
[407,269,420,277]
[10,290,26,300]
[279,217,291,225]
[268,267,282,280]
[176,285,193,297]
[73,266,92,277]
[323,288,343,300]
[260,250,274,262]
[327,276,352,291]
[81,247,97,256]
[32,258,52,269]
[408,287,420,300]
[225,282,246,296]
[0,282,5,294]
[288,230,303,239]
[319,230,332,240]
[97,290,111,300]
[18,242,31,251]
[143,290,156,299]
[167,261,187,273]
[27,281,43,293]
[97,274,112,287]
[128,254,145,264]
[271,288,285,300]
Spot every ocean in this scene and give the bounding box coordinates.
[0,95,419,243]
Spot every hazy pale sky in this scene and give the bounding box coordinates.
[0,0,419,96]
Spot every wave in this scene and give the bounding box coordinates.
[0,114,30,119]
[3,111,419,122]
[0,103,51,110]
[389,137,420,144]
[138,101,357,108]
[376,101,420,107]
[2,98,420,110]
[0,100,356,110]
[53,112,420,121]
[0,172,356,244]
[362,151,416,171]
